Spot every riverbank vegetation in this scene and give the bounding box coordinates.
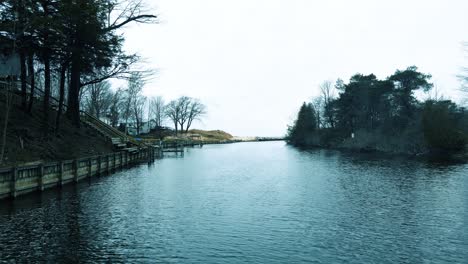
[0,0,157,129]
[287,66,468,156]
[0,0,156,165]
[79,76,207,136]
[0,1,211,166]
[0,93,112,166]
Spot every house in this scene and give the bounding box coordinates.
[120,120,157,136]
[0,34,20,79]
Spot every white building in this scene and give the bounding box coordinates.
[122,120,157,136]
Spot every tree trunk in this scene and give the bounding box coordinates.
[27,53,35,113]
[55,63,67,133]
[43,52,51,134]
[20,50,27,109]
[67,55,81,127]
[0,85,13,165]
[185,120,192,133]
[18,0,27,110]
[180,123,184,133]
[135,110,140,135]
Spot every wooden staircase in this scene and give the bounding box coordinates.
[110,137,138,153]
[111,137,127,149]
[1,80,144,151]
[80,111,143,149]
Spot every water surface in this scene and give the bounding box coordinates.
[0,142,467,263]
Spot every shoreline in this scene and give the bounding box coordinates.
[288,142,468,163]
[0,147,158,200]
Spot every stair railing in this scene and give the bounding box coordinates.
[1,80,143,146]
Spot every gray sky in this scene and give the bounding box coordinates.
[120,0,468,137]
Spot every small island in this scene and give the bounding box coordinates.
[287,67,467,159]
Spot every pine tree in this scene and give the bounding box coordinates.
[287,103,317,146]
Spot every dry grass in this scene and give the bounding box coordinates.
[188,129,233,141]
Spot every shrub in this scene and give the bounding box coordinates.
[422,100,467,151]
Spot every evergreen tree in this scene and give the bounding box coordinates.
[285,66,467,155]
[388,66,433,127]
[422,100,467,151]
[287,103,317,146]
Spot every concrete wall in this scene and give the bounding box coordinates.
[0,148,157,200]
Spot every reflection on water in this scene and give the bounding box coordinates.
[0,142,467,263]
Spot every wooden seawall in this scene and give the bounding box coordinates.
[0,147,159,200]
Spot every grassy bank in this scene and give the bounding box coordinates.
[138,129,235,145]
[140,129,284,146]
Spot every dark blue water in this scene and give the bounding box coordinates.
[0,142,467,263]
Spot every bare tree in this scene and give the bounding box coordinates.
[149,96,166,128]
[122,91,132,132]
[320,80,337,128]
[83,81,112,119]
[166,99,180,135]
[122,72,144,134]
[132,94,146,134]
[311,97,323,129]
[185,99,206,132]
[108,88,123,127]
[320,81,335,105]
[176,96,191,132]
[165,96,207,135]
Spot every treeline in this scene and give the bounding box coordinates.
[0,0,156,133]
[80,74,206,135]
[287,66,468,154]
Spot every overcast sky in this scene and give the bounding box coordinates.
[119,0,468,137]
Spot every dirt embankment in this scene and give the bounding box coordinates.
[0,94,113,167]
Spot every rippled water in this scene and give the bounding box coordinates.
[0,142,467,263]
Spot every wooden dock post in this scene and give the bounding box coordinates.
[97,156,101,176]
[38,164,44,191]
[59,162,64,186]
[88,158,92,178]
[73,160,78,183]
[10,167,17,198]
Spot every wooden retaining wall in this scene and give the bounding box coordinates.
[0,148,158,200]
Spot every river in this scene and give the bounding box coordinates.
[0,141,467,263]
